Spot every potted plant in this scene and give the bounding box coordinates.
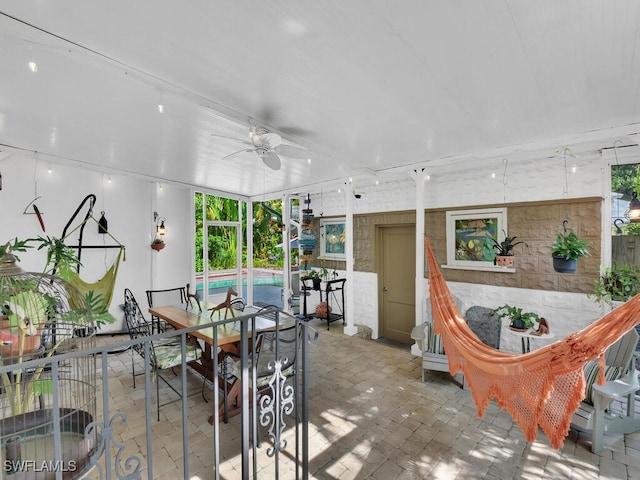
[151,237,165,251]
[494,304,541,332]
[551,230,590,273]
[302,269,321,290]
[486,231,525,267]
[0,238,96,408]
[318,267,338,283]
[590,262,640,306]
[0,238,99,474]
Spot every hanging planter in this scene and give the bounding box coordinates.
[552,256,578,273]
[551,221,590,273]
[150,239,165,251]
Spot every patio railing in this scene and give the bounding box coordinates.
[0,307,315,480]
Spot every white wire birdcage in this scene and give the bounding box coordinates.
[0,251,97,478]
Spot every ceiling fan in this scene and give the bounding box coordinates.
[213,125,308,171]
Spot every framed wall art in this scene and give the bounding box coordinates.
[445,207,507,269]
[320,217,346,260]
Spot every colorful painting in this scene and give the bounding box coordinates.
[321,218,346,260]
[454,217,497,261]
[446,208,507,268]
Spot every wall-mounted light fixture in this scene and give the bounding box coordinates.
[154,212,167,236]
[627,192,640,223]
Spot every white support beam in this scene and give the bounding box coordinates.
[344,186,357,336]
[410,169,428,356]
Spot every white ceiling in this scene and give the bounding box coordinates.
[1,1,640,199]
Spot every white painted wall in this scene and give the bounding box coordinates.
[0,146,619,346]
[308,151,610,349]
[0,153,192,333]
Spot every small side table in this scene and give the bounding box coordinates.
[504,327,555,353]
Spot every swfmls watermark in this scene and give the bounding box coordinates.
[4,460,77,473]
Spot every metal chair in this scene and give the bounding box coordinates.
[146,286,187,333]
[220,311,299,425]
[124,288,201,420]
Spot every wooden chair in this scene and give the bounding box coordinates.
[571,327,640,452]
[124,288,201,420]
[411,294,464,383]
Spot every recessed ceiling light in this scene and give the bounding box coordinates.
[158,104,164,113]
[28,61,38,73]
[282,19,306,36]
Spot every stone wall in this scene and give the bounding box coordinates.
[426,197,602,294]
[315,197,601,294]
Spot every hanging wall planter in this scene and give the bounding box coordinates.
[150,240,165,251]
[550,221,590,274]
[552,256,578,273]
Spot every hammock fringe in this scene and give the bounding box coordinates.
[425,237,640,449]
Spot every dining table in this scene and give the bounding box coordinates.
[148,302,282,423]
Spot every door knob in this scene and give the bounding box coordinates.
[383,286,388,292]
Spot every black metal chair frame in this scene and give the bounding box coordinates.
[145,286,187,334]
[124,288,201,420]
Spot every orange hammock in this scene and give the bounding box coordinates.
[425,237,640,449]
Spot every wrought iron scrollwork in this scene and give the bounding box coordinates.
[85,412,143,479]
[258,357,295,457]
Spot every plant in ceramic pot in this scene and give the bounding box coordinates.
[486,231,525,267]
[551,230,590,273]
[494,304,541,332]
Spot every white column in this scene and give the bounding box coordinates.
[411,169,427,356]
[246,199,254,306]
[282,194,292,313]
[343,186,358,335]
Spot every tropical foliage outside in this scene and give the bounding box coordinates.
[612,163,640,235]
[194,192,293,272]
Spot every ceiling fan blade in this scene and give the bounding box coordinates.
[275,144,308,159]
[212,133,252,146]
[262,151,281,170]
[223,149,254,160]
[256,132,282,148]
[277,126,314,137]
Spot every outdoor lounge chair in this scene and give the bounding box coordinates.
[411,294,464,383]
[571,327,640,452]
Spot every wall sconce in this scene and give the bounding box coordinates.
[627,193,640,223]
[154,212,167,235]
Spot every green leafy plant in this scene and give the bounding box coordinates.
[486,230,526,256]
[590,262,640,305]
[318,267,338,282]
[551,232,590,260]
[494,304,540,329]
[0,239,95,416]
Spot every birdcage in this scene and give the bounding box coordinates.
[0,251,97,478]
